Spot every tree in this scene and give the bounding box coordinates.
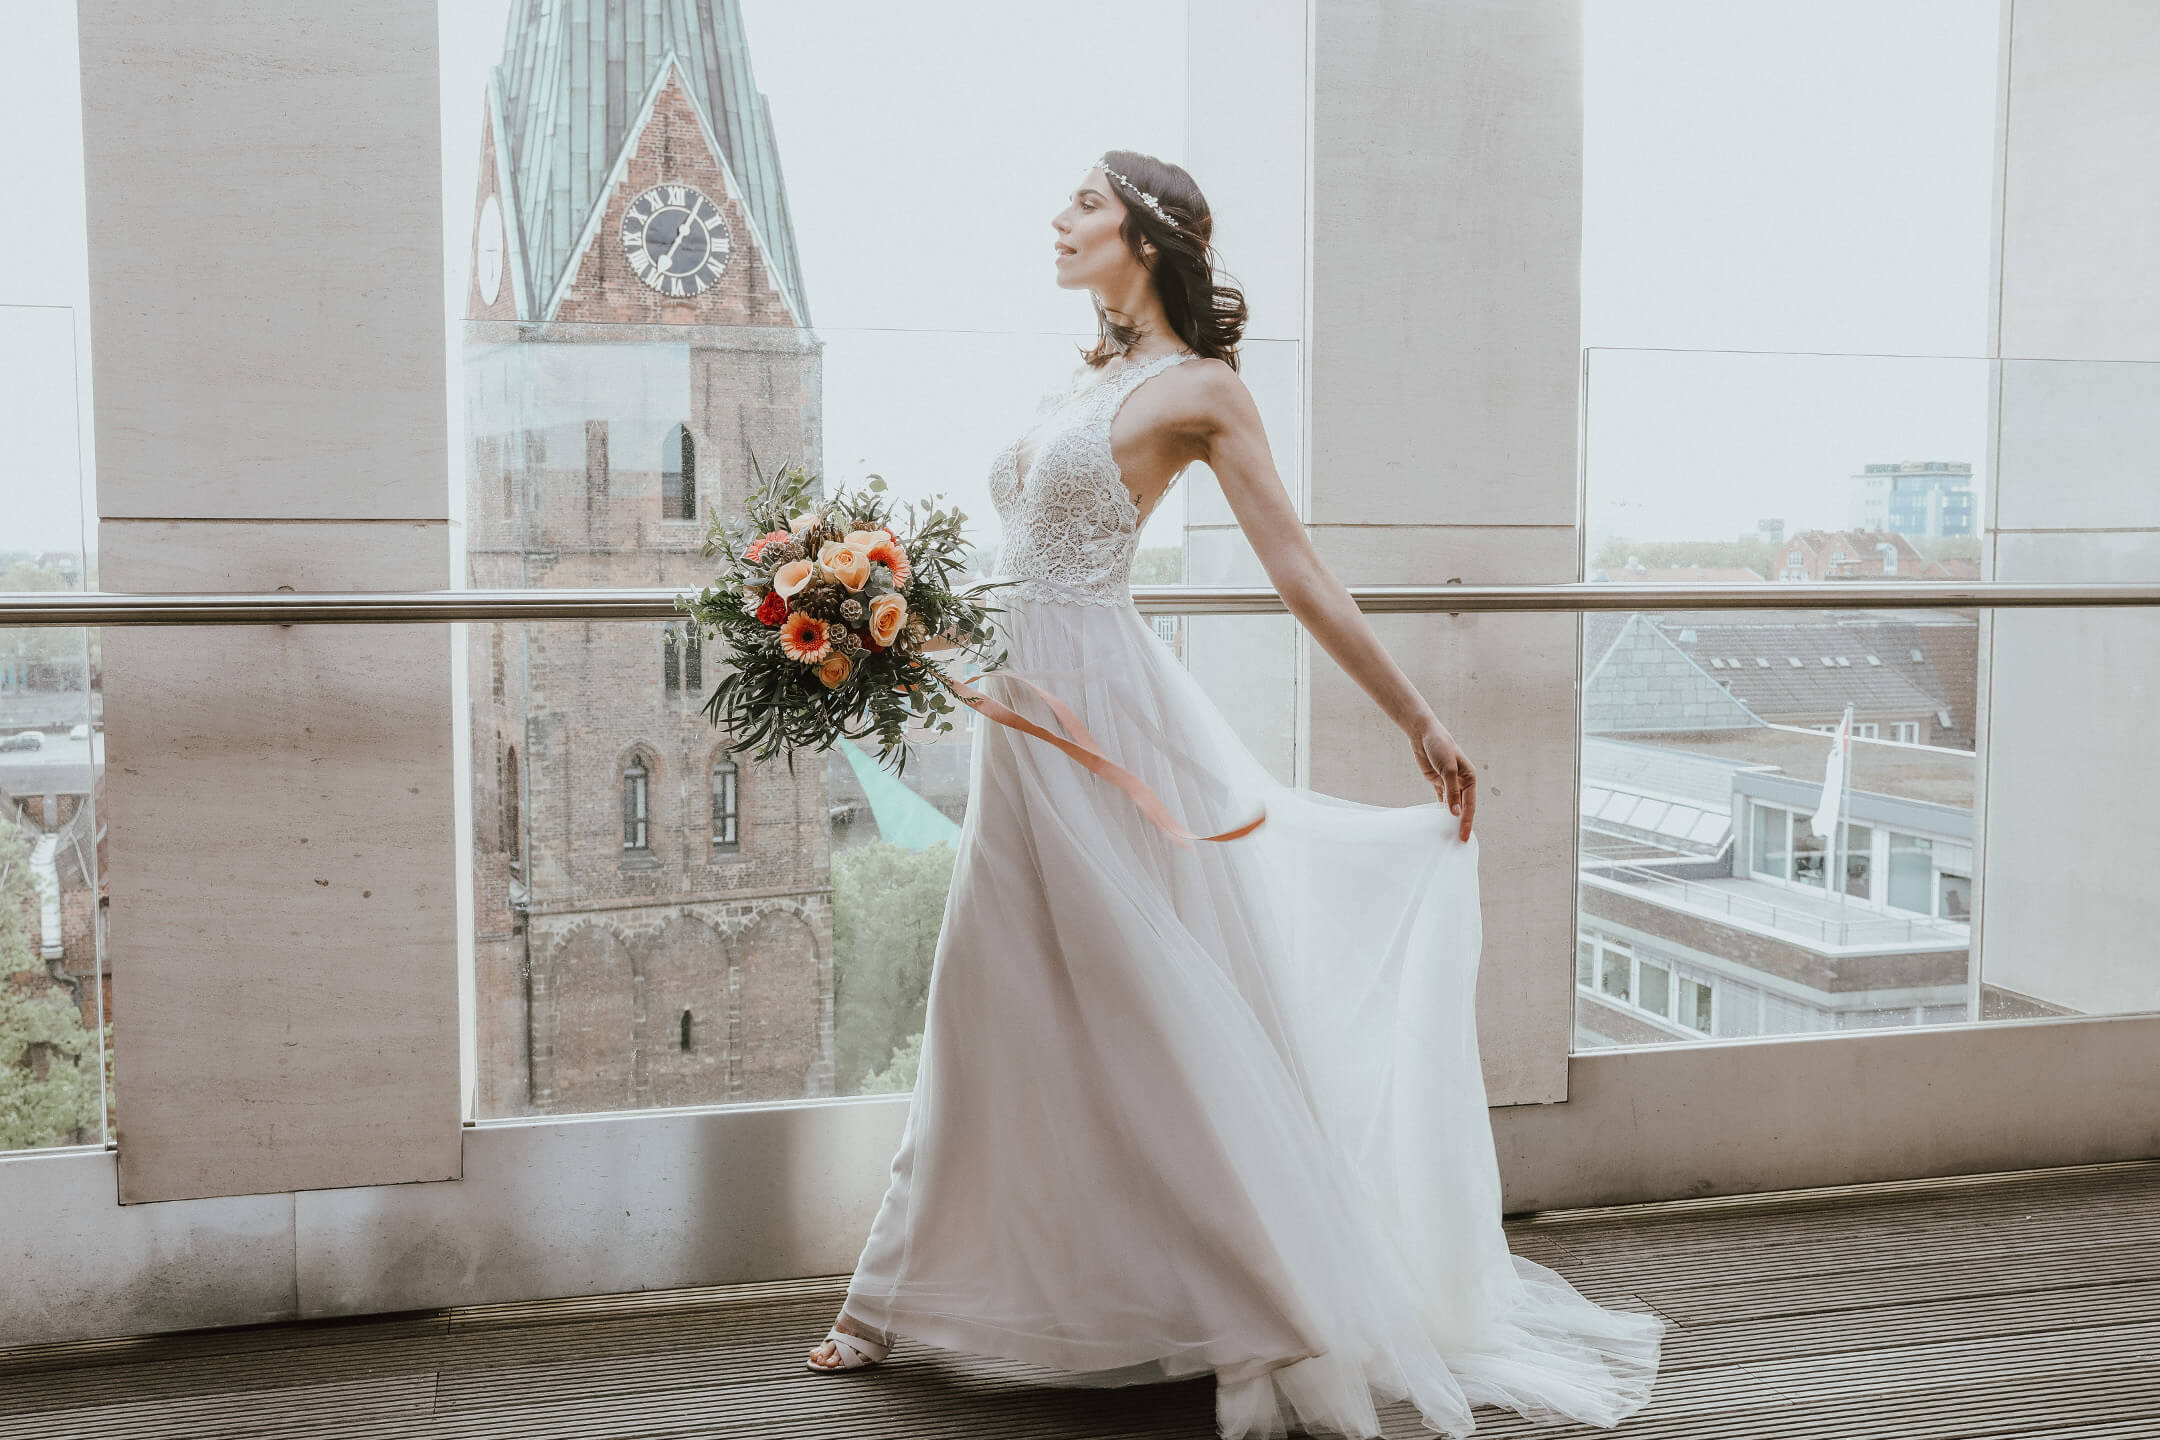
[859,1029,922,1094]
[831,840,955,1092]
[0,821,110,1149]
[1590,536,1780,578]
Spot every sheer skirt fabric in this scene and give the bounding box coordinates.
[839,592,1665,1438]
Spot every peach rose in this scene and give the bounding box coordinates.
[867,592,909,648]
[843,528,888,550]
[816,651,854,689]
[772,558,815,599]
[787,508,822,535]
[817,540,872,591]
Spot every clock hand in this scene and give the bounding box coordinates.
[661,216,691,270]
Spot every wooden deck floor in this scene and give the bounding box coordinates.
[4,1159,2158,1438]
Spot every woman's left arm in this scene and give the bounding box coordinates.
[1178,361,1477,838]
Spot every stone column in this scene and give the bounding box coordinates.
[80,2,461,1201]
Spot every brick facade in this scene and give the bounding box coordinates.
[462,63,832,1118]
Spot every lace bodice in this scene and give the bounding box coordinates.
[987,350,1195,605]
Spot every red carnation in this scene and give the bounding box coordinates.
[755,590,789,627]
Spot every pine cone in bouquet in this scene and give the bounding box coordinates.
[674,459,1010,775]
[796,582,848,625]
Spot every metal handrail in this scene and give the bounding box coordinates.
[0,580,2154,626]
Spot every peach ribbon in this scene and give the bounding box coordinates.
[942,670,1266,845]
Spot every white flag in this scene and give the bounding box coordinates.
[1808,703,1853,840]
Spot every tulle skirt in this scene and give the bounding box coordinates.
[838,592,1666,1438]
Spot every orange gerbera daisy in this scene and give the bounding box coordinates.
[779,612,832,663]
[866,537,911,585]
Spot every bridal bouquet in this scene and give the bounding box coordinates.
[675,459,1006,774]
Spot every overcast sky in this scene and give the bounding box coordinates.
[2,0,2002,564]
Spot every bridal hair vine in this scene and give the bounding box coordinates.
[1095,158,1177,229]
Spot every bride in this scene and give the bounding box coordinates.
[803,150,1667,1439]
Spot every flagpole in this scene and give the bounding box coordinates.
[1836,704,1852,930]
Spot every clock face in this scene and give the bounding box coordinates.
[476,193,504,304]
[619,183,732,297]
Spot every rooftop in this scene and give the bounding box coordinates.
[1598,726,1974,811]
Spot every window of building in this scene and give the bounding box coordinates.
[1599,942,1632,1003]
[1842,822,1872,900]
[663,625,681,692]
[1938,871,1971,921]
[1679,976,1713,1033]
[1892,720,1918,743]
[1854,721,1878,738]
[503,745,522,871]
[663,423,697,520]
[1887,831,1933,913]
[712,754,740,852]
[684,626,702,690]
[1751,803,1789,879]
[1638,957,1672,1018]
[623,755,651,851]
[1576,934,1596,989]
[1793,823,1827,885]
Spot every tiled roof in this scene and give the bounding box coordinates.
[1583,614,1766,734]
[1660,614,1956,725]
[1606,566,1768,583]
[492,0,809,323]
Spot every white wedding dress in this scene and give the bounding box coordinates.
[835,349,1667,1438]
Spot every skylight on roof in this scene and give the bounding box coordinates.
[1867,655,1881,665]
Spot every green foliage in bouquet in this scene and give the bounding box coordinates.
[675,457,1008,776]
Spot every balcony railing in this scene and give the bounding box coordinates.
[1585,862,1968,949]
[3,579,2157,625]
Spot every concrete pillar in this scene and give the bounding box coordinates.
[1303,0,1585,1103]
[79,2,460,1201]
[1978,0,2160,1017]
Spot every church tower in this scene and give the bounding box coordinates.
[461,0,833,1116]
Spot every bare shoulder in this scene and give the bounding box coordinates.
[1159,355,1254,435]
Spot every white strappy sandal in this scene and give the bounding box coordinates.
[806,1323,891,1372]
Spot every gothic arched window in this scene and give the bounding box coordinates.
[504,745,522,869]
[712,753,740,852]
[663,423,697,520]
[623,754,651,851]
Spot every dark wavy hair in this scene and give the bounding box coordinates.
[1083,149,1247,373]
